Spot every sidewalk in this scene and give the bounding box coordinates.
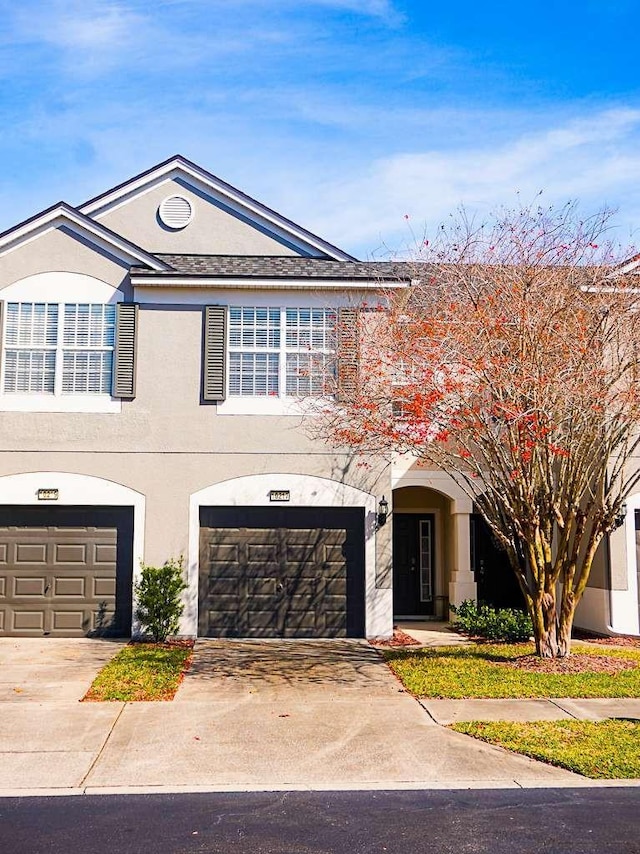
[0,636,639,797]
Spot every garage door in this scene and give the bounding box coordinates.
[199,506,365,638]
[0,506,134,637]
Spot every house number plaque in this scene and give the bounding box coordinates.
[269,490,290,502]
[37,489,59,501]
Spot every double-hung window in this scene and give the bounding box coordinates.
[3,302,116,396]
[227,306,336,400]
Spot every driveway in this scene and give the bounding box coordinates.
[0,637,125,703]
[0,637,587,793]
[85,639,583,790]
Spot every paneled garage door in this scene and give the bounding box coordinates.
[199,506,365,638]
[0,506,134,637]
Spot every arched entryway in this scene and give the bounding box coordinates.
[392,486,449,619]
[391,471,476,620]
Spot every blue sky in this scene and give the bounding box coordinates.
[1,0,639,258]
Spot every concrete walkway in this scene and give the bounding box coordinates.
[0,636,638,796]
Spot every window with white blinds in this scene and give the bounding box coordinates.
[228,306,336,398]
[3,302,116,395]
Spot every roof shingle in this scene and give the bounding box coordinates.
[131,254,413,281]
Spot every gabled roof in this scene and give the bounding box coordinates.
[132,254,412,281]
[0,202,170,271]
[79,155,357,263]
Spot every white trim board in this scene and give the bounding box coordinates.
[0,204,169,270]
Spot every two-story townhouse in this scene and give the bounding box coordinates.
[0,156,637,639]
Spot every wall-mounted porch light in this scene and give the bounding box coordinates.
[377,495,389,529]
[613,502,627,530]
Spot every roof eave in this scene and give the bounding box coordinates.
[0,203,170,271]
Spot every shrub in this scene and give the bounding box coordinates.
[134,557,188,643]
[451,599,533,642]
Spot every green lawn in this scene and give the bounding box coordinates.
[83,642,193,701]
[383,643,640,698]
[451,719,640,778]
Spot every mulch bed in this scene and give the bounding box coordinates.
[370,627,420,647]
[502,653,637,674]
[573,630,640,649]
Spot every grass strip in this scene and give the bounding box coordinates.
[451,719,640,778]
[83,642,193,701]
[383,643,640,698]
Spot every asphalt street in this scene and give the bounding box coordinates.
[1,788,640,854]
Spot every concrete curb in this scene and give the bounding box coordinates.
[1,778,640,798]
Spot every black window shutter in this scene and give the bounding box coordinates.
[113,303,138,399]
[337,306,359,401]
[203,305,227,402]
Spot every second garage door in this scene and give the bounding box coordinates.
[199,506,365,638]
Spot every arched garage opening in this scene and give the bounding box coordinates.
[188,474,387,638]
[0,472,144,637]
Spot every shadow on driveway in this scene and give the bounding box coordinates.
[178,638,401,698]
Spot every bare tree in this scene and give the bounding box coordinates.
[321,201,640,657]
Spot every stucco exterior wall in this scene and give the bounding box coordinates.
[0,450,389,567]
[0,227,131,295]
[0,303,368,455]
[94,178,306,256]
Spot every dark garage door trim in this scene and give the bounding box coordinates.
[199,506,366,638]
[0,505,134,638]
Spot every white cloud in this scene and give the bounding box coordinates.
[5,1,149,73]
[297,108,640,256]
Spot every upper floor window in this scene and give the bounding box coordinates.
[228,306,336,398]
[3,302,116,396]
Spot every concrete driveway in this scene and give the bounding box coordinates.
[0,637,589,793]
[0,637,125,703]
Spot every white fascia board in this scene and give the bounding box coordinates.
[0,205,169,271]
[616,259,640,275]
[79,158,356,262]
[133,286,394,307]
[131,275,409,290]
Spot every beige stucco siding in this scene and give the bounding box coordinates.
[0,451,391,583]
[0,228,131,295]
[94,179,307,256]
[0,305,358,455]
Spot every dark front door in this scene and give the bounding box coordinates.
[199,506,365,638]
[393,513,435,617]
[471,514,524,609]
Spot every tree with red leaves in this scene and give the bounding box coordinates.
[326,202,640,657]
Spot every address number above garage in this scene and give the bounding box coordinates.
[269,490,290,502]
[37,489,59,501]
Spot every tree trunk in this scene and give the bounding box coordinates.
[557,584,576,658]
[532,590,559,658]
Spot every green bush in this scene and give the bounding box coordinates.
[451,599,532,642]
[134,557,188,643]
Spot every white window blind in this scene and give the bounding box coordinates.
[228,306,336,399]
[62,304,115,394]
[2,302,115,396]
[3,303,58,393]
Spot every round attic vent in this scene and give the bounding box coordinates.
[158,195,193,229]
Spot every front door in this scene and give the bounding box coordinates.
[471,514,524,609]
[393,513,435,617]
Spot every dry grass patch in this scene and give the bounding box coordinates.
[83,641,193,702]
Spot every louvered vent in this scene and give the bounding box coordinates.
[158,195,193,229]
